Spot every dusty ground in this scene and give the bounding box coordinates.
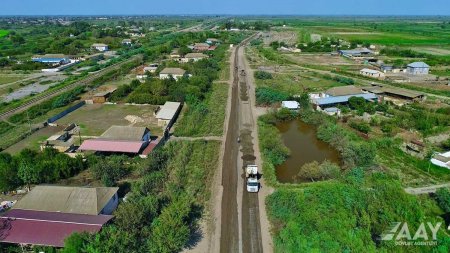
[55,104,161,136]
[262,30,298,46]
[286,53,356,66]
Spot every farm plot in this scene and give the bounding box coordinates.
[56,104,162,137]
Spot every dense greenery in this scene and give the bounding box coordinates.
[267,168,450,253]
[254,70,273,80]
[255,87,289,105]
[0,148,85,192]
[174,83,228,137]
[381,48,450,66]
[63,140,220,252]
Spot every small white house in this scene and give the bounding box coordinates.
[92,43,109,52]
[281,101,300,111]
[360,68,385,79]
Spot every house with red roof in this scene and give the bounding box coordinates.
[0,185,118,247]
[79,126,151,155]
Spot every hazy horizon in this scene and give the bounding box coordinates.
[2,0,450,16]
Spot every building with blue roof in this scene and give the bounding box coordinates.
[338,48,374,58]
[406,62,429,75]
[32,54,70,65]
[312,93,377,108]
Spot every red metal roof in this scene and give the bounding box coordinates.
[141,139,160,156]
[0,209,113,247]
[79,139,145,153]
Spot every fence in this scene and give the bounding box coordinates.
[47,101,85,123]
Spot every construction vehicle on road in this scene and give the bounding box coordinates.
[246,165,259,193]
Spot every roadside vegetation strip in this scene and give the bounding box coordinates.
[174,82,229,137]
[62,140,220,252]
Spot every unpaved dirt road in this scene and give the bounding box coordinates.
[220,35,264,253]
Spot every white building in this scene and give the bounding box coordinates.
[360,68,385,79]
[281,101,300,111]
[92,43,109,52]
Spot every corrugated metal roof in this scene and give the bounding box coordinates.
[92,43,108,47]
[13,185,118,215]
[360,68,382,74]
[4,209,113,225]
[313,93,377,106]
[79,139,145,153]
[101,126,148,141]
[362,86,423,99]
[156,101,181,120]
[0,209,112,247]
[160,68,186,75]
[407,62,430,68]
[185,53,207,58]
[326,85,363,96]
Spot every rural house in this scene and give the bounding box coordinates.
[406,62,430,75]
[182,53,208,63]
[159,67,187,80]
[0,186,118,247]
[193,43,211,51]
[92,43,109,52]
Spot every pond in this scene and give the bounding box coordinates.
[275,119,341,183]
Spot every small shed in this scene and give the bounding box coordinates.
[92,88,117,104]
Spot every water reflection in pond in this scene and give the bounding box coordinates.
[275,119,341,183]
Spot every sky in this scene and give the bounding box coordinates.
[2,0,450,16]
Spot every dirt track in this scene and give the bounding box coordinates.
[220,35,264,253]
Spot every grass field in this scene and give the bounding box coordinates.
[292,21,450,46]
[0,30,9,38]
[56,104,162,136]
[0,75,26,86]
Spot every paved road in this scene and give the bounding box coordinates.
[220,35,263,253]
[405,183,450,195]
